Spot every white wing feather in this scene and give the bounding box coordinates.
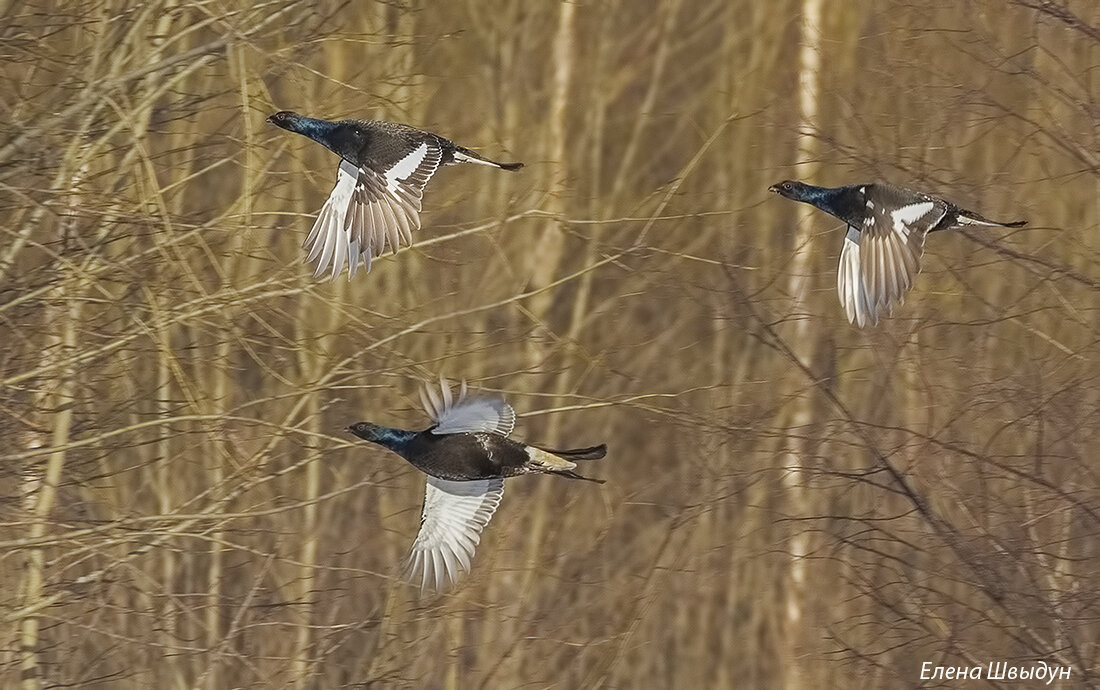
[420,378,516,437]
[304,144,442,281]
[404,477,504,593]
[837,227,879,328]
[836,191,946,327]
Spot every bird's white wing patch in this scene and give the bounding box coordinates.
[420,378,516,437]
[890,201,936,238]
[404,477,504,593]
[837,227,879,328]
[303,146,442,281]
[384,142,430,194]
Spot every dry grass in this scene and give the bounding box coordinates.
[1,0,1098,687]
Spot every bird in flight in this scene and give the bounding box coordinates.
[769,180,1027,327]
[268,111,523,280]
[347,378,605,593]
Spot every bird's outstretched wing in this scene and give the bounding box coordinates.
[837,227,880,328]
[838,188,947,327]
[404,476,504,593]
[304,141,442,280]
[419,377,516,437]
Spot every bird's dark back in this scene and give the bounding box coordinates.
[866,183,935,210]
[824,183,948,229]
[866,183,963,232]
[403,431,532,481]
[329,120,455,169]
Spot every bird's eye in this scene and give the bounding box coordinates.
[783,182,792,191]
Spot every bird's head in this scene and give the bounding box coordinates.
[266,110,302,131]
[347,422,387,442]
[768,179,810,200]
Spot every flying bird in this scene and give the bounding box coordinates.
[769,180,1027,327]
[347,378,606,593]
[268,111,523,280]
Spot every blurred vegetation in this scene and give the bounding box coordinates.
[1,0,1097,687]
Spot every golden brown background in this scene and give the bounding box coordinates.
[2,0,1097,687]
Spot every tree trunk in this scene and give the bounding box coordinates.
[782,0,824,685]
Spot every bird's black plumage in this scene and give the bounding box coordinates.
[269,112,523,172]
[347,421,606,483]
[769,180,1027,327]
[267,111,523,280]
[346,379,605,592]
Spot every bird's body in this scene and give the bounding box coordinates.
[347,379,605,592]
[769,180,1027,327]
[268,111,522,280]
[351,423,604,483]
[277,116,519,173]
[399,431,538,480]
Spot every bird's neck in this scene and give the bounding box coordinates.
[798,184,862,224]
[285,115,339,146]
[369,427,419,453]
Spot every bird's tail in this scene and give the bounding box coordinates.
[524,444,607,483]
[453,145,524,171]
[552,469,606,484]
[956,208,1028,228]
[534,443,607,461]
